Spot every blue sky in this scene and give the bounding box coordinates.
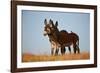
[22,10,90,55]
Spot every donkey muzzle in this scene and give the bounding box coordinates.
[43,31,47,36]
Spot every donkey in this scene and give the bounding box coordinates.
[59,30,80,54]
[53,21,80,54]
[43,19,64,55]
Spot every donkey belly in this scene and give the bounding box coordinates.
[63,43,72,47]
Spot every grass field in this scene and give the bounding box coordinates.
[22,52,90,62]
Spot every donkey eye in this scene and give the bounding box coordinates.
[47,28,50,31]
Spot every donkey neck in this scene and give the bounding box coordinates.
[47,31,59,42]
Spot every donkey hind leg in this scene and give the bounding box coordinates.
[61,46,66,55]
[76,45,80,54]
[73,45,77,54]
[68,46,71,54]
[76,40,80,54]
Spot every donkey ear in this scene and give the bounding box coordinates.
[44,19,47,25]
[49,19,54,26]
[49,19,52,24]
[55,21,58,27]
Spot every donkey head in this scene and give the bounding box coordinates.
[43,19,58,36]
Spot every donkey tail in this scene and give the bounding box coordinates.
[77,39,79,47]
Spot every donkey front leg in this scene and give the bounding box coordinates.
[51,48,54,55]
[51,43,54,55]
[54,43,59,56]
[55,49,59,55]
[51,41,56,55]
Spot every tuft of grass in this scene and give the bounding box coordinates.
[22,52,90,62]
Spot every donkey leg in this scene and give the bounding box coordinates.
[73,45,77,54]
[61,46,65,55]
[55,49,59,55]
[51,42,56,55]
[54,43,59,55]
[51,44,54,55]
[63,47,66,54]
[61,48,64,55]
[76,45,80,54]
[51,48,54,55]
[68,46,71,54]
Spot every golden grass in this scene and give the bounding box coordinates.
[22,52,90,62]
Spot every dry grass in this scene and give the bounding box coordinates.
[22,52,90,62]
